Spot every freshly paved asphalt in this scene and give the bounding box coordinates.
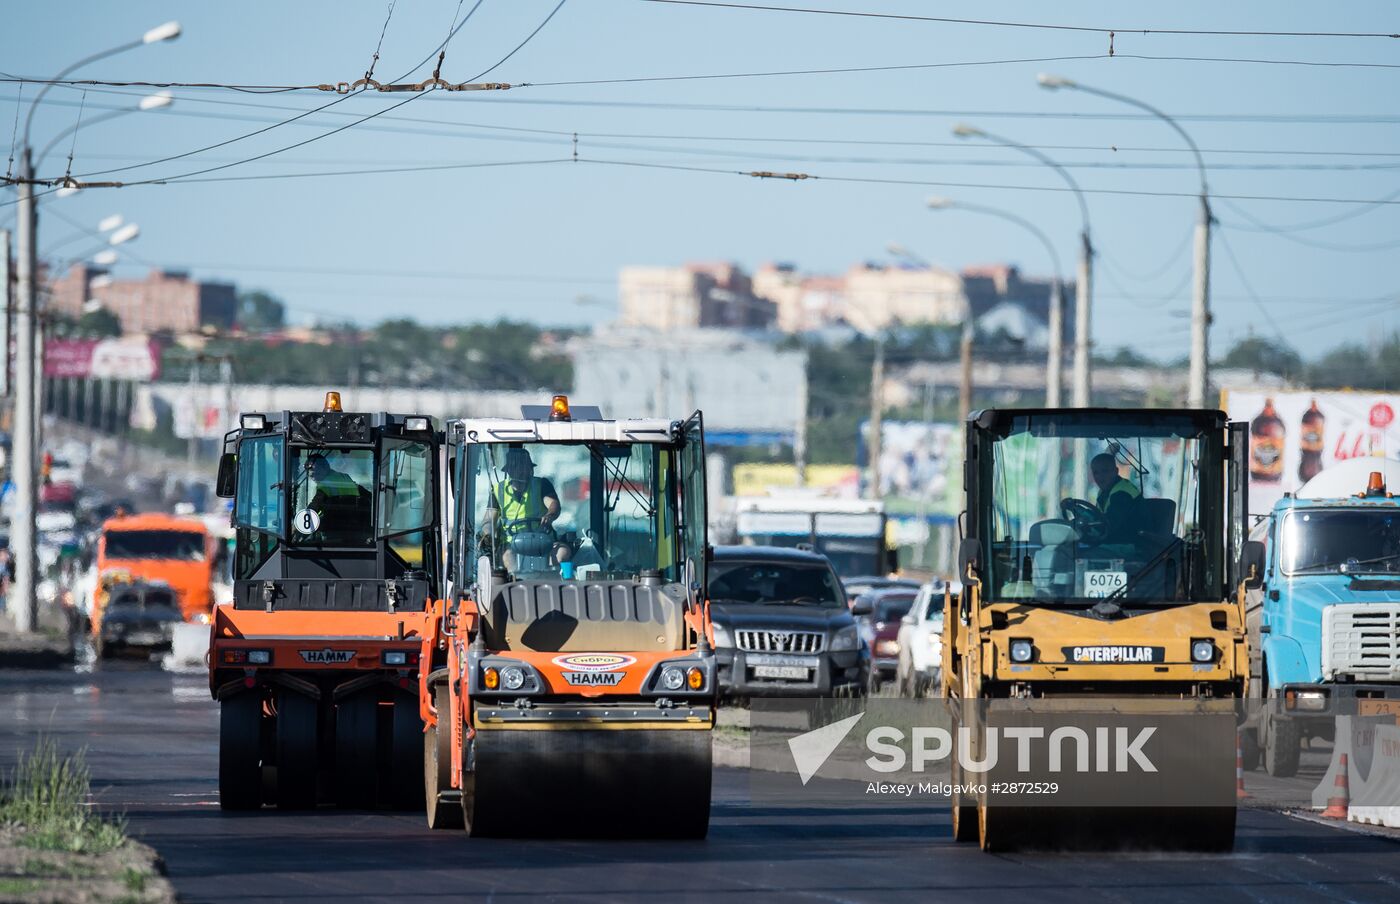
[3,666,1400,904]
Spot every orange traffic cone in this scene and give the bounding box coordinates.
[1322,753,1349,819]
[1236,732,1250,800]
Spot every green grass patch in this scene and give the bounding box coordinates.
[20,856,97,879]
[0,877,42,896]
[0,736,127,855]
[122,866,148,893]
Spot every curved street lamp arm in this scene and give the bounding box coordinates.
[948,201,1064,285]
[979,130,1092,235]
[22,39,144,148]
[34,108,131,174]
[1063,83,1207,196]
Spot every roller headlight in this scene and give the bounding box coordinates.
[661,667,686,691]
[1191,640,1215,663]
[829,625,860,651]
[246,649,271,665]
[1009,639,1034,663]
[711,624,732,648]
[501,666,525,690]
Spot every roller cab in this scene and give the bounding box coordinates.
[208,396,443,811]
[421,399,715,837]
[943,407,1253,851]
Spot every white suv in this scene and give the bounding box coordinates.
[895,581,948,697]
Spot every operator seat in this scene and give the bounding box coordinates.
[1030,519,1078,598]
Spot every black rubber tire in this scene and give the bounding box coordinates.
[950,763,978,842]
[389,693,425,810]
[425,684,463,830]
[1263,709,1302,778]
[334,693,378,809]
[978,802,1030,853]
[219,693,263,811]
[1240,728,1262,773]
[275,691,319,809]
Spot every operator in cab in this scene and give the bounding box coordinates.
[1089,452,1142,540]
[308,453,371,532]
[484,447,573,572]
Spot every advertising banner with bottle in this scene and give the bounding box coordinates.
[1222,389,1400,514]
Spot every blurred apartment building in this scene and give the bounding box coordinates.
[618,260,1067,347]
[48,264,237,334]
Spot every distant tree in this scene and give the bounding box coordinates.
[76,306,122,338]
[1096,346,1158,368]
[236,290,286,332]
[1220,336,1302,377]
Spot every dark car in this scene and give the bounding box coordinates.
[852,588,918,692]
[842,575,921,604]
[710,546,868,698]
[97,582,183,658]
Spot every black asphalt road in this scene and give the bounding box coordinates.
[4,667,1400,904]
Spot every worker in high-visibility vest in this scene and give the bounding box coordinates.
[1089,452,1141,540]
[484,447,572,572]
[308,453,370,531]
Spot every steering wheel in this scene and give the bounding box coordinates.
[1060,497,1108,545]
[498,517,557,558]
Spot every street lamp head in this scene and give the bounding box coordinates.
[89,275,114,290]
[55,185,80,198]
[1037,73,1076,90]
[142,21,182,44]
[952,123,984,139]
[926,196,954,210]
[886,242,908,257]
[108,223,140,245]
[138,91,174,111]
[98,214,124,233]
[82,299,106,314]
[93,249,119,266]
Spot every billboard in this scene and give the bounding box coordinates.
[858,420,960,518]
[44,338,161,380]
[1223,389,1400,514]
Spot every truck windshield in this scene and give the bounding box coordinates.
[983,412,1223,605]
[1281,509,1400,575]
[463,441,680,582]
[105,530,205,561]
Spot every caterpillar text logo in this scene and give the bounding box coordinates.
[300,648,357,664]
[551,653,637,671]
[1063,646,1165,664]
[562,671,626,686]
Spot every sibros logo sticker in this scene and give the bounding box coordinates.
[300,648,357,664]
[551,653,636,672]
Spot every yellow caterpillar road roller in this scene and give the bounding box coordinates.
[943,407,1257,851]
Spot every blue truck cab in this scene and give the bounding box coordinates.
[1246,470,1400,777]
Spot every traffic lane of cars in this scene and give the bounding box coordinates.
[6,668,1400,903]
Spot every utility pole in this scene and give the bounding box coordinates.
[186,354,200,472]
[11,150,39,634]
[1,229,10,399]
[1189,196,1212,408]
[1046,278,1063,407]
[868,336,884,500]
[1072,231,1092,407]
[793,357,808,487]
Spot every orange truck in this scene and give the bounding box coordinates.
[419,396,716,837]
[90,513,215,642]
[208,393,442,811]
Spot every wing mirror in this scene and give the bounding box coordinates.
[850,598,874,617]
[215,453,237,498]
[900,614,916,626]
[1239,540,1266,589]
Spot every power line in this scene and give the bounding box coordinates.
[637,0,1400,39]
[470,0,569,81]
[1215,226,1287,343]
[1215,191,1400,235]
[1099,230,1194,283]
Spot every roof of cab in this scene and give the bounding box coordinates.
[101,512,209,534]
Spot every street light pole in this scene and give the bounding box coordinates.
[11,150,39,633]
[8,22,181,634]
[928,197,1066,406]
[1038,74,1211,407]
[953,125,1093,407]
